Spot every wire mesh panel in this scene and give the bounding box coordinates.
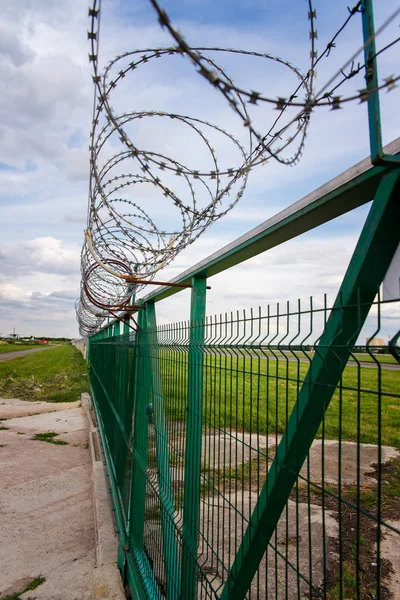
[90,331,137,530]
[90,295,400,600]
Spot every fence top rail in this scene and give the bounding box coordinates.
[93,137,400,333]
[141,138,400,303]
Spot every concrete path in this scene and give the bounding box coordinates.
[0,399,95,600]
[0,345,59,362]
[0,398,81,419]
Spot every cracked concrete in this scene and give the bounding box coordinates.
[0,399,95,600]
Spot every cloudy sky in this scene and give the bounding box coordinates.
[0,0,399,340]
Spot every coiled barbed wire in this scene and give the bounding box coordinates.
[77,0,400,335]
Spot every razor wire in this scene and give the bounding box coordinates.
[77,0,400,335]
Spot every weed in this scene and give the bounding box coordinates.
[23,576,46,592]
[144,504,161,522]
[0,425,9,430]
[0,444,7,448]
[31,432,68,445]
[147,450,158,469]
[1,575,46,600]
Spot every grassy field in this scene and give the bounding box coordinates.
[160,351,400,447]
[0,343,46,354]
[349,352,398,364]
[0,345,90,403]
[249,348,398,365]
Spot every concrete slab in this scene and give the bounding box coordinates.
[0,578,35,598]
[381,520,400,600]
[201,432,278,469]
[0,399,95,600]
[0,398,81,419]
[82,394,125,600]
[144,492,339,600]
[0,430,90,487]
[4,407,86,434]
[93,564,125,599]
[199,433,399,487]
[146,433,400,599]
[196,493,338,599]
[300,439,400,485]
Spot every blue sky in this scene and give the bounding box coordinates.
[0,0,399,339]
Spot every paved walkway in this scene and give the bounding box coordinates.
[0,399,95,600]
[0,345,59,362]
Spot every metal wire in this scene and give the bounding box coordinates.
[77,0,400,337]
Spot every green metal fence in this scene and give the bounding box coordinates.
[87,153,400,599]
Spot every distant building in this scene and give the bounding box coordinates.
[366,337,385,347]
[37,339,50,344]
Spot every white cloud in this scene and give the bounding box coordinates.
[0,25,36,67]
[64,147,90,181]
[0,237,79,276]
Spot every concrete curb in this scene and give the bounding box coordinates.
[81,393,125,600]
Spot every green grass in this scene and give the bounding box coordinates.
[31,432,68,445]
[1,575,46,600]
[250,348,398,365]
[22,576,46,592]
[350,352,398,365]
[0,343,47,354]
[159,351,400,447]
[0,345,90,403]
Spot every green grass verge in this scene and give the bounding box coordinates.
[0,343,48,354]
[0,345,90,403]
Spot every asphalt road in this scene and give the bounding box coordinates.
[0,345,59,362]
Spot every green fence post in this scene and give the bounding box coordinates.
[361,0,400,166]
[128,306,150,550]
[116,314,134,502]
[146,301,180,599]
[220,170,400,600]
[180,275,207,600]
[123,315,130,335]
